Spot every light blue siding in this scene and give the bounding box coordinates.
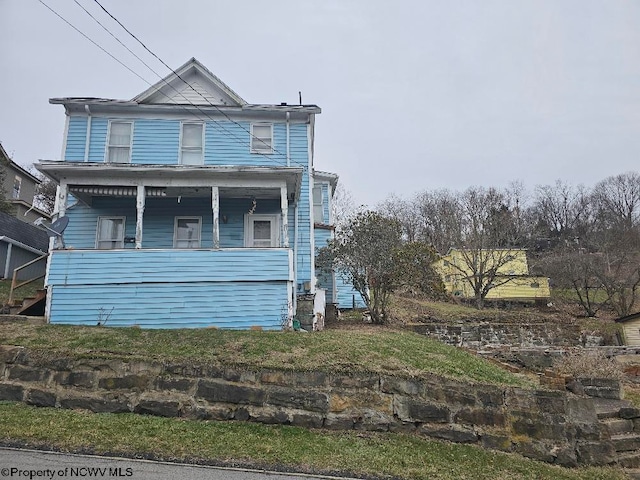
[204,121,288,166]
[63,197,283,250]
[47,249,292,329]
[314,227,334,303]
[71,117,306,169]
[65,116,87,161]
[288,124,311,290]
[88,118,108,161]
[132,119,180,164]
[335,274,366,309]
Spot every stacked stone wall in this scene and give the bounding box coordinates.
[0,345,632,467]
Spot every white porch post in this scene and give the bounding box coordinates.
[135,185,145,249]
[57,181,68,218]
[212,186,220,249]
[280,185,289,248]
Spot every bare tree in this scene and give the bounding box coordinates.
[540,249,605,317]
[331,183,363,236]
[377,193,422,242]
[415,189,463,255]
[592,171,640,242]
[533,180,592,242]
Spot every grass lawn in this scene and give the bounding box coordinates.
[0,402,626,480]
[0,322,532,387]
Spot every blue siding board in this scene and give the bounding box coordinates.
[88,118,108,161]
[48,249,292,285]
[65,116,87,161]
[49,282,288,329]
[132,119,180,164]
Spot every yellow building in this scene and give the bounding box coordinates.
[435,248,550,303]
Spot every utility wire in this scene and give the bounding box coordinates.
[37,0,148,86]
[42,0,288,166]
[91,0,292,159]
[69,0,258,156]
[41,0,308,169]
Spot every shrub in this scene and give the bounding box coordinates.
[555,349,623,380]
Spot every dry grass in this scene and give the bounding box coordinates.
[555,350,624,380]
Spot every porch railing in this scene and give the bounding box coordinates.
[8,254,49,305]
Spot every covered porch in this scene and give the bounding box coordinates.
[36,162,304,329]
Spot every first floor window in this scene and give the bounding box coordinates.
[107,121,133,163]
[250,123,273,153]
[244,214,279,247]
[174,217,202,248]
[180,123,203,165]
[96,217,125,249]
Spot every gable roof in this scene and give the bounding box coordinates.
[132,58,247,106]
[0,211,49,252]
[0,143,41,184]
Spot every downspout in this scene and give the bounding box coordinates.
[287,110,297,313]
[286,111,291,167]
[294,203,298,313]
[84,105,92,162]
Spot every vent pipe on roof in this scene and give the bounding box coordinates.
[299,91,302,105]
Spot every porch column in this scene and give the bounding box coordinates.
[280,185,289,248]
[57,182,68,218]
[212,186,220,249]
[135,185,145,249]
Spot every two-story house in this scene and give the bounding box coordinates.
[36,58,347,329]
[0,143,51,223]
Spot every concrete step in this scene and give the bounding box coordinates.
[611,434,640,452]
[603,418,636,436]
[618,452,640,468]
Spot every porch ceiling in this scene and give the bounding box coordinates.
[37,162,303,201]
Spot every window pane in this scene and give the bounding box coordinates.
[97,218,124,250]
[182,124,202,147]
[181,150,202,165]
[253,220,271,241]
[108,146,130,163]
[176,218,201,248]
[109,122,131,146]
[252,125,272,151]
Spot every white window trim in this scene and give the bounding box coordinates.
[105,120,133,164]
[179,122,205,165]
[250,123,273,154]
[244,214,280,248]
[173,216,202,249]
[95,216,126,249]
[312,185,324,224]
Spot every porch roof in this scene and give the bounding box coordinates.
[35,162,303,201]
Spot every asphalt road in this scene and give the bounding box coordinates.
[0,448,356,480]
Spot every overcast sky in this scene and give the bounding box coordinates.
[1,0,639,206]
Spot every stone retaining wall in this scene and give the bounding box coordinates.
[0,345,632,467]
[410,323,612,349]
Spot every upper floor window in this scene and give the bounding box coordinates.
[107,121,132,163]
[12,176,21,199]
[96,217,125,249]
[180,123,203,165]
[174,217,202,248]
[313,185,324,223]
[250,124,273,154]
